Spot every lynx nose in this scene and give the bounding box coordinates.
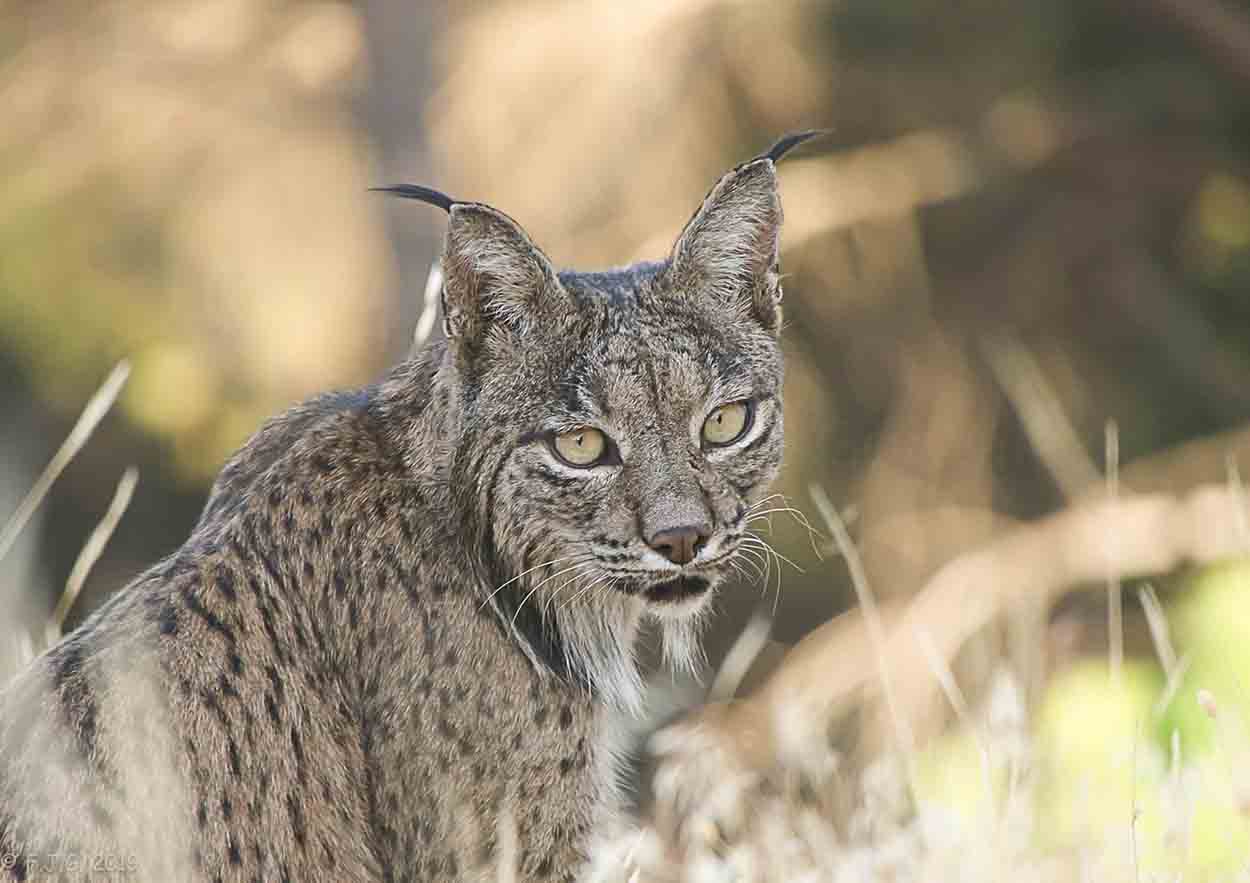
[646,523,711,566]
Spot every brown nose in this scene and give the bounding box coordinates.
[646,524,711,566]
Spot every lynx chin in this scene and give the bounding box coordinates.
[0,132,818,882]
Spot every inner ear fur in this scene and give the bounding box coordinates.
[440,203,570,346]
[669,158,785,330]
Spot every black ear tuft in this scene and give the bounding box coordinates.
[759,129,830,164]
[370,184,458,213]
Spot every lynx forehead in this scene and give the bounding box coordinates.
[0,132,816,882]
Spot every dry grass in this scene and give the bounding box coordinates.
[588,605,1250,882]
[1,362,133,676]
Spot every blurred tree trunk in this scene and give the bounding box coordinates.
[358,0,444,360]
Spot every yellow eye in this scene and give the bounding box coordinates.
[552,427,608,467]
[702,401,752,447]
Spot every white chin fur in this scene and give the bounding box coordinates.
[545,578,713,715]
[643,586,716,621]
[655,603,710,679]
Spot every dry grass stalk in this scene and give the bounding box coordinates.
[979,334,1101,497]
[1105,420,1123,687]
[46,466,139,646]
[0,361,130,567]
[810,484,917,775]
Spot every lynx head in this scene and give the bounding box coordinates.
[383,133,817,707]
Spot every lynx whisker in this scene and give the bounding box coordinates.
[739,536,776,608]
[509,560,601,630]
[558,574,617,614]
[544,567,604,619]
[746,498,827,557]
[726,558,754,587]
[744,532,804,575]
[734,546,768,582]
[479,553,589,611]
[742,531,802,615]
[745,492,787,512]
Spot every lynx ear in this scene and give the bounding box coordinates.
[374,184,567,350]
[439,203,567,345]
[669,131,822,330]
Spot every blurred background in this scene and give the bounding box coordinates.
[3,0,1250,872]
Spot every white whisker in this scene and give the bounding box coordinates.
[744,494,826,558]
[544,567,602,619]
[478,553,589,611]
[559,574,616,613]
[509,560,600,629]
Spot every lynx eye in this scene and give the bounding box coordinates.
[552,427,609,467]
[702,401,752,447]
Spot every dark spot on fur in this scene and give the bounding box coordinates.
[265,664,285,702]
[215,568,237,603]
[219,672,239,699]
[201,688,228,726]
[287,794,307,848]
[183,590,235,645]
[158,600,179,636]
[51,637,98,762]
[436,715,458,742]
[290,726,307,783]
[227,736,242,777]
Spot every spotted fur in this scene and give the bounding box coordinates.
[0,136,806,881]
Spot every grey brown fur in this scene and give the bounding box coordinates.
[0,135,810,881]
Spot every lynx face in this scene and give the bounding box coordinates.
[478,260,785,622]
[395,139,805,696]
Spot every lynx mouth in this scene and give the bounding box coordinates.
[643,576,711,604]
